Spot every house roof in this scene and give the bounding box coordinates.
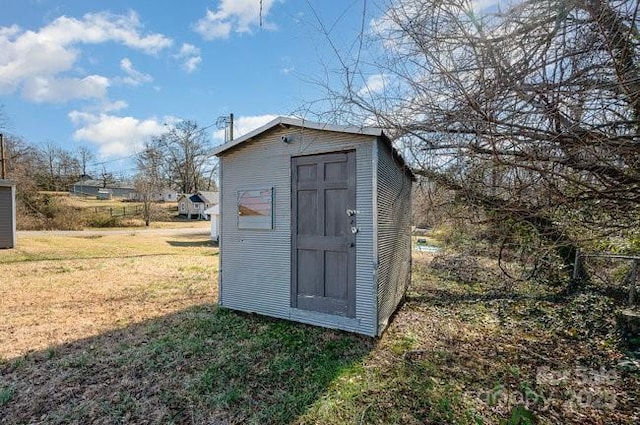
[0,179,15,187]
[189,194,206,203]
[70,179,135,190]
[211,116,415,181]
[197,191,219,204]
[178,191,219,204]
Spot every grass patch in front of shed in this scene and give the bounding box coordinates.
[2,231,638,424]
[186,311,372,423]
[1,305,373,424]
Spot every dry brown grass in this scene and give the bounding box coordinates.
[1,236,638,424]
[0,232,367,424]
[0,232,217,360]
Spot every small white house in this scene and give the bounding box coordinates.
[127,188,178,202]
[178,191,219,219]
[159,189,179,202]
[203,204,220,241]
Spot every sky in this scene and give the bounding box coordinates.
[0,0,499,176]
[0,0,385,175]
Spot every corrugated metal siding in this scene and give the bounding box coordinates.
[0,185,15,249]
[218,126,377,336]
[376,139,413,334]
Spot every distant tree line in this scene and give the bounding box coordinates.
[0,115,217,196]
[0,109,218,227]
[2,135,82,193]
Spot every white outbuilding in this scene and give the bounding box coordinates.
[203,204,220,241]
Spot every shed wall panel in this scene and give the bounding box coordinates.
[376,139,413,333]
[218,126,377,335]
[0,185,15,249]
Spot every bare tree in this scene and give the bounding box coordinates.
[37,142,82,191]
[3,134,39,191]
[319,0,640,281]
[135,141,164,226]
[77,146,94,177]
[99,165,116,188]
[156,120,213,194]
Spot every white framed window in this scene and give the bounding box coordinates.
[238,188,273,230]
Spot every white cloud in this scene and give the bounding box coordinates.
[212,114,279,142]
[118,57,153,86]
[175,43,202,73]
[69,110,168,157]
[76,98,129,115]
[0,11,172,101]
[358,74,388,96]
[22,75,110,102]
[37,12,173,54]
[100,99,128,113]
[194,0,278,40]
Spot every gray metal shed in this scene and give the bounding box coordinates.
[0,179,16,249]
[213,117,414,336]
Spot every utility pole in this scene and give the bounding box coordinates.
[0,133,6,179]
[216,113,235,142]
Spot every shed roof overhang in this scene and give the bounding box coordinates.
[212,116,416,181]
[0,179,15,187]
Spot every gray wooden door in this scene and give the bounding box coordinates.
[291,151,356,317]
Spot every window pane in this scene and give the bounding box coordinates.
[238,188,273,229]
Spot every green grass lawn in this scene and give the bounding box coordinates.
[1,236,639,424]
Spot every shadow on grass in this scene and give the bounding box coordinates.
[0,252,199,265]
[0,305,373,424]
[166,239,216,248]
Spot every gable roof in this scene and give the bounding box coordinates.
[212,116,384,156]
[189,194,205,203]
[70,179,134,190]
[212,116,415,181]
[197,191,219,204]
